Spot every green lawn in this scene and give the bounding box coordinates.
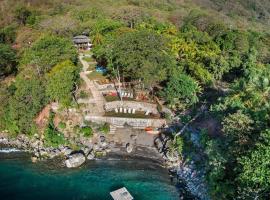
[104,95,135,102]
[104,95,120,102]
[87,71,107,81]
[82,50,92,55]
[83,56,95,62]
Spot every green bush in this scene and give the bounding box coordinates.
[0,43,17,77]
[174,136,184,156]
[44,126,66,148]
[80,126,93,137]
[99,123,110,134]
[44,112,67,147]
[58,122,66,129]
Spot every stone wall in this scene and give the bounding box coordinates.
[85,116,166,129]
[104,101,158,114]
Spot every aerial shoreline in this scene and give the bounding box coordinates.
[0,130,207,199]
[0,148,180,200]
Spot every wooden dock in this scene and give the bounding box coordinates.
[110,187,134,200]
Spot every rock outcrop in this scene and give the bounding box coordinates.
[126,143,133,153]
[154,130,210,200]
[65,153,86,168]
[87,150,95,160]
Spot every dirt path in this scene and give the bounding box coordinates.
[79,54,105,115]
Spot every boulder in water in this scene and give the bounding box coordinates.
[31,156,38,163]
[65,153,86,168]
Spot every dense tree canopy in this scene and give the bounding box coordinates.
[162,70,201,109]
[20,35,77,74]
[105,30,176,89]
[239,130,270,199]
[7,69,46,134]
[46,60,79,107]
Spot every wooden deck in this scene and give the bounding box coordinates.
[110,187,134,200]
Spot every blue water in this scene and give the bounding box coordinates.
[0,152,180,200]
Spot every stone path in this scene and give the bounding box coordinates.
[79,54,105,115]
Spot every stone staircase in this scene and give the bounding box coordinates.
[109,125,117,134]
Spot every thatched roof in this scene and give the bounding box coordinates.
[73,35,90,44]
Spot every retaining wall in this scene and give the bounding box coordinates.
[85,116,166,129]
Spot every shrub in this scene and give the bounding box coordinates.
[174,137,184,156]
[58,122,66,129]
[0,43,17,77]
[80,126,93,137]
[99,123,110,134]
[44,126,66,148]
[44,112,67,147]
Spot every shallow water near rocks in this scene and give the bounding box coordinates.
[0,151,180,200]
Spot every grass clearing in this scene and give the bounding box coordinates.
[104,95,120,102]
[87,71,108,82]
[83,56,95,62]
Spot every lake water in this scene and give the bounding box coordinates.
[0,151,180,200]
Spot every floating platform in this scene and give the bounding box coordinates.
[110,187,134,200]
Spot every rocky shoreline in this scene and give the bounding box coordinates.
[154,132,210,200]
[0,131,209,200]
[0,131,167,168]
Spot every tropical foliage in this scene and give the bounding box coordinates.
[0,0,270,198]
[46,60,79,107]
[20,35,77,74]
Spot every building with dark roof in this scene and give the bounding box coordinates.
[72,35,92,50]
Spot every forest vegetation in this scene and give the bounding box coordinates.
[0,0,270,199]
